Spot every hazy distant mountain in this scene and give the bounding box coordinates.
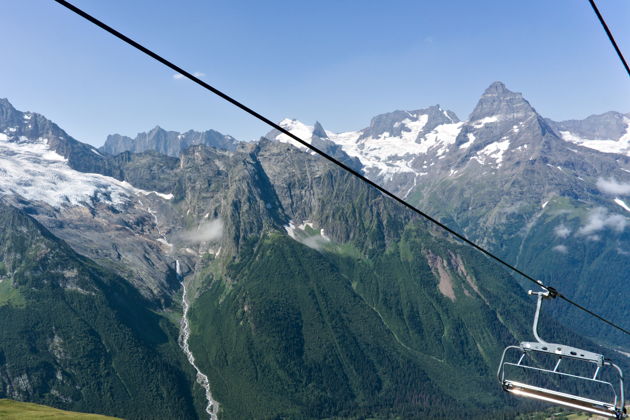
[546,111,630,155]
[101,125,239,157]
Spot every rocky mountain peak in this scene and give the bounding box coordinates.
[312,121,328,139]
[483,81,510,95]
[422,104,460,128]
[469,81,537,122]
[0,97,15,111]
[360,106,460,141]
[0,98,26,129]
[146,125,168,139]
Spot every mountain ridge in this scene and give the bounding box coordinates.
[101,125,239,157]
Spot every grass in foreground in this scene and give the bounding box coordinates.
[0,399,121,419]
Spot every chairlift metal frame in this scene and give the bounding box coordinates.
[498,290,626,419]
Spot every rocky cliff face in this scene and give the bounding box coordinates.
[101,126,239,157]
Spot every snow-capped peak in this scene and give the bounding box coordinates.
[275,119,315,148]
[271,108,464,181]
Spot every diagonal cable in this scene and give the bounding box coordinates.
[52,0,630,337]
[587,0,630,76]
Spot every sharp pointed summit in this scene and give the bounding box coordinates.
[484,81,510,94]
[0,98,22,126]
[149,125,165,134]
[0,97,15,109]
[312,121,328,139]
[469,81,537,122]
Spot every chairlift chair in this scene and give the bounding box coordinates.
[497,290,626,419]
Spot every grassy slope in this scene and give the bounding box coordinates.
[0,399,120,419]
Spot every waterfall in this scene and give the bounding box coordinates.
[177,262,220,419]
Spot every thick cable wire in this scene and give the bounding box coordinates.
[53,0,630,337]
[587,0,630,77]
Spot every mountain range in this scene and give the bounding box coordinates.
[0,81,628,419]
[265,82,630,347]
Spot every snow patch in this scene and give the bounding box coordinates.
[0,135,170,208]
[284,220,297,239]
[334,120,463,178]
[284,220,330,250]
[514,144,528,152]
[459,133,475,149]
[559,118,630,156]
[472,115,499,128]
[274,116,464,179]
[614,198,630,213]
[275,119,315,149]
[144,191,173,200]
[474,139,510,167]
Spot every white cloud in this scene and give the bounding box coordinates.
[552,245,568,254]
[172,71,205,80]
[176,219,223,244]
[578,207,627,236]
[553,224,571,239]
[596,177,630,195]
[299,235,329,251]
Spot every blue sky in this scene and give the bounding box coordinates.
[0,0,628,146]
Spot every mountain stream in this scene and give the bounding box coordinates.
[177,260,219,419]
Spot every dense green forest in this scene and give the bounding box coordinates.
[0,203,205,419]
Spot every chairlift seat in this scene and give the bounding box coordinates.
[504,380,623,419]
